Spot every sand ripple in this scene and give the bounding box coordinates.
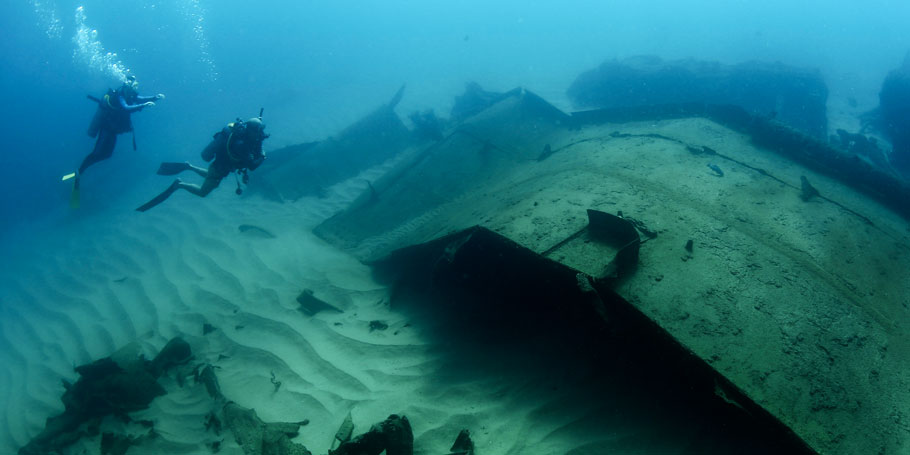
[0,172,717,455]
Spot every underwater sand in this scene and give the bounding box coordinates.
[3,98,909,454]
[0,162,714,455]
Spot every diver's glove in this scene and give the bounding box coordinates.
[155,93,166,100]
[142,101,156,108]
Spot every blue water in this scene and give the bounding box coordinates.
[2,2,910,454]
[2,0,910,236]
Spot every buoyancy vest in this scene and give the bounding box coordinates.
[224,121,265,170]
[87,88,134,135]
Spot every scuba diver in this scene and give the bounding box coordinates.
[63,74,165,208]
[136,114,268,212]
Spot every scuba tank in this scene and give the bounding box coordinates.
[85,86,135,138]
[85,91,114,138]
[231,108,266,195]
[201,118,246,162]
[87,107,104,138]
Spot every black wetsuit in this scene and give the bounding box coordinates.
[200,124,265,186]
[134,120,266,212]
[79,87,157,174]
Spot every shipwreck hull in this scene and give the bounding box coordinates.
[369,223,814,453]
[310,88,910,454]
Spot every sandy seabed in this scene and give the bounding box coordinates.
[0,168,660,455]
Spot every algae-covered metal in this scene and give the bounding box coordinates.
[311,87,910,455]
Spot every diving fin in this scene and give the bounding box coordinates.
[156,162,191,176]
[62,172,77,181]
[136,179,181,212]
[69,174,80,209]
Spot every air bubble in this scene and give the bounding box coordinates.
[73,6,130,82]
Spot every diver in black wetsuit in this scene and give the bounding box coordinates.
[62,75,164,208]
[78,74,164,175]
[136,116,268,212]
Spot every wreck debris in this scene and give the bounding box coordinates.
[449,429,475,455]
[800,175,820,201]
[409,109,444,142]
[877,53,910,175]
[197,364,223,400]
[253,86,413,202]
[204,411,222,435]
[270,370,282,393]
[369,320,389,332]
[330,414,413,455]
[222,402,312,455]
[331,411,355,450]
[451,82,511,121]
[297,289,344,315]
[101,431,146,455]
[567,55,829,138]
[537,143,554,161]
[19,338,192,455]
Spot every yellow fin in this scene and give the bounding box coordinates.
[69,177,80,209]
[62,172,76,181]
